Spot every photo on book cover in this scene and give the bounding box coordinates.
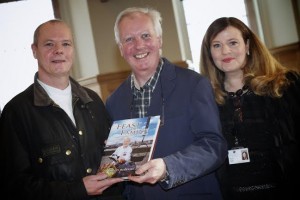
[99,115,161,180]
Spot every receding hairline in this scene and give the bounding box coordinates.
[33,19,72,45]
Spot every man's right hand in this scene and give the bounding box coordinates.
[83,172,123,196]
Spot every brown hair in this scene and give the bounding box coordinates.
[200,17,298,105]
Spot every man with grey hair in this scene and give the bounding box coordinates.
[106,7,227,200]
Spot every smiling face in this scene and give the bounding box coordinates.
[117,12,162,76]
[210,26,249,75]
[31,21,74,82]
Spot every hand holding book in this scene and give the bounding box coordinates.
[127,158,168,184]
[99,116,161,180]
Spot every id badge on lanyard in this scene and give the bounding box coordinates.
[228,147,250,164]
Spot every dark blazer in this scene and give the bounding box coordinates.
[106,58,227,200]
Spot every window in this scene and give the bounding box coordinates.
[182,0,248,72]
[0,0,54,109]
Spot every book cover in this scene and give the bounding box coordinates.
[99,115,161,180]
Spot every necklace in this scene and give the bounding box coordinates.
[226,85,249,146]
[226,85,249,98]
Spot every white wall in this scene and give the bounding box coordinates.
[257,0,299,48]
[0,0,54,108]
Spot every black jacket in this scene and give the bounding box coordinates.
[0,73,112,200]
[217,72,300,199]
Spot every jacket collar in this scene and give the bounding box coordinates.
[159,58,176,99]
[33,72,93,107]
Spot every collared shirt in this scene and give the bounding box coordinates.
[131,59,164,118]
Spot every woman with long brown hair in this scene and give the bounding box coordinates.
[200,17,300,199]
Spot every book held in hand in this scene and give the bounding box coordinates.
[99,115,161,180]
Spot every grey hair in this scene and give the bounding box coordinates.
[114,7,163,45]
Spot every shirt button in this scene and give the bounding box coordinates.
[38,157,43,163]
[79,130,83,135]
[66,150,72,155]
[86,168,92,174]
